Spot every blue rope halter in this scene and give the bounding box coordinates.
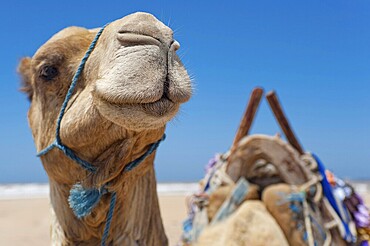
[37,24,166,246]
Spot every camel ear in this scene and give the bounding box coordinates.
[18,57,33,101]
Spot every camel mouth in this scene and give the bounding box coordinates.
[140,96,177,117]
[94,92,179,118]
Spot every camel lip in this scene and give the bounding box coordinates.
[140,97,177,117]
[94,93,178,118]
[92,87,168,105]
[117,31,162,47]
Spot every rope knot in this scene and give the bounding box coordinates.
[68,184,108,219]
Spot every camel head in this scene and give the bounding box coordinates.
[18,12,191,183]
[18,12,191,244]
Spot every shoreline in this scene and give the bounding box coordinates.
[0,182,369,245]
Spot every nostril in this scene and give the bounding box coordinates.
[170,40,180,51]
[117,32,162,47]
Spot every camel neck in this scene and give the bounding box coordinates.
[48,131,167,245]
[49,158,168,245]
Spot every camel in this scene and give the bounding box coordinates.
[18,12,191,245]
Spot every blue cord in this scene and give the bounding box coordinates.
[124,134,166,172]
[313,153,355,242]
[37,23,108,173]
[101,192,117,246]
[35,23,166,245]
[54,24,108,148]
[37,140,97,173]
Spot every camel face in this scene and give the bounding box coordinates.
[92,13,192,130]
[18,13,190,244]
[19,12,191,155]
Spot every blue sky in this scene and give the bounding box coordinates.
[1,0,369,183]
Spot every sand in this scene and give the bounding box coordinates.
[0,195,187,246]
[1,193,369,246]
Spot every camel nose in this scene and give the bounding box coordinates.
[116,12,174,47]
[171,41,180,51]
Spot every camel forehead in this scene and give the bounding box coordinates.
[33,27,95,63]
[49,26,91,42]
[36,26,94,53]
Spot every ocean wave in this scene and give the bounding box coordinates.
[0,183,200,200]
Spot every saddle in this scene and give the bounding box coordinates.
[180,88,370,246]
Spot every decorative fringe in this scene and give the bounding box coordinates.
[68,184,107,219]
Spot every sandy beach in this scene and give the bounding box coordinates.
[0,183,369,246]
[0,195,187,246]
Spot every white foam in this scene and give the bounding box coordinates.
[352,182,369,197]
[157,183,199,196]
[0,183,199,200]
[0,183,49,200]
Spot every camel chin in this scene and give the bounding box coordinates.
[93,95,180,130]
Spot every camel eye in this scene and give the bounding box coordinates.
[40,65,59,81]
